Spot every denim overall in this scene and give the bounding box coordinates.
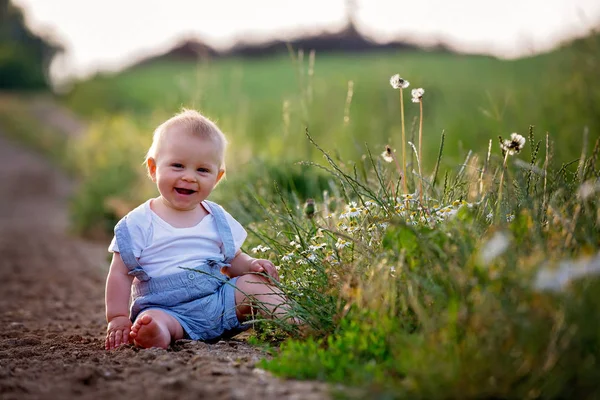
[114,200,245,341]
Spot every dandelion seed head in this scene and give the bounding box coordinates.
[382,145,394,163]
[411,88,425,103]
[500,133,526,155]
[390,74,409,89]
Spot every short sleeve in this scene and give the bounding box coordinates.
[107,202,152,257]
[222,209,247,252]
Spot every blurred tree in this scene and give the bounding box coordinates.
[0,0,63,89]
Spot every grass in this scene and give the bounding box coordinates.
[249,126,600,398]
[0,94,71,170]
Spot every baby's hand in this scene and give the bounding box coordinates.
[250,258,279,282]
[105,315,132,350]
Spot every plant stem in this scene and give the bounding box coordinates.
[418,100,424,206]
[542,133,549,222]
[496,150,510,222]
[399,89,408,196]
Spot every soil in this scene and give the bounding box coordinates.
[0,130,330,399]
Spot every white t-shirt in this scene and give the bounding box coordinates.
[108,200,247,278]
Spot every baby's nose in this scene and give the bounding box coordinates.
[181,171,196,181]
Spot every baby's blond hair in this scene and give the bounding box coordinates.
[145,109,228,169]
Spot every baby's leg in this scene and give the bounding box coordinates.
[234,274,293,321]
[130,309,184,349]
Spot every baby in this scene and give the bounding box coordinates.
[105,109,288,350]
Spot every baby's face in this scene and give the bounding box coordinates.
[148,128,224,212]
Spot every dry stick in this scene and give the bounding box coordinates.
[541,133,550,223]
[418,99,424,207]
[496,150,510,222]
[399,88,408,196]
[343,80,354,126]
[480,139,492,196]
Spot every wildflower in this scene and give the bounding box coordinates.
[251,245,271,253]
[364,200,378,208]
[444,208,458,219]
[381,145,394,163]
[411,88,424,103]
[305,253,318,262]
[289,240,301,249]
[506,214,515,222]
[389,74,410,89]
[335,238,351,249]
[499,133,526,155]
[341,202,362,218]
[281,253,294,262]
[478,231,510,266]
[308,243,327,252]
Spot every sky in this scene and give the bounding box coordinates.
[13,0,600,83]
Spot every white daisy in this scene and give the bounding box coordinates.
[335,238,351,249]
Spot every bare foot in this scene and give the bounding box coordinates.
[130,314,171,349]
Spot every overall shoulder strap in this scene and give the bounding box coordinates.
[114,217,151,281]
[204,200,237,263]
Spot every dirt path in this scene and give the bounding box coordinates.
[0,131,329,399]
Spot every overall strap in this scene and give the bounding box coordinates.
[204,200,237,263]
[114,217,151,282]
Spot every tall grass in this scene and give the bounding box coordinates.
[248,125,600,398]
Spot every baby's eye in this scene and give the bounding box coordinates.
[197,168,210,173]
[172,163,184,169]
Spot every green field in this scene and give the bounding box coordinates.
[5,34,599,398]
[63,39,599,171]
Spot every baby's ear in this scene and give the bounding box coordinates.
[147,158,157,181]
[216,169,225,183]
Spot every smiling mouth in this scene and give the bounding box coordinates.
[175,188,197,195]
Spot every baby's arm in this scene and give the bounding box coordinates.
[225,251,279,281]
[105,252,134,350]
